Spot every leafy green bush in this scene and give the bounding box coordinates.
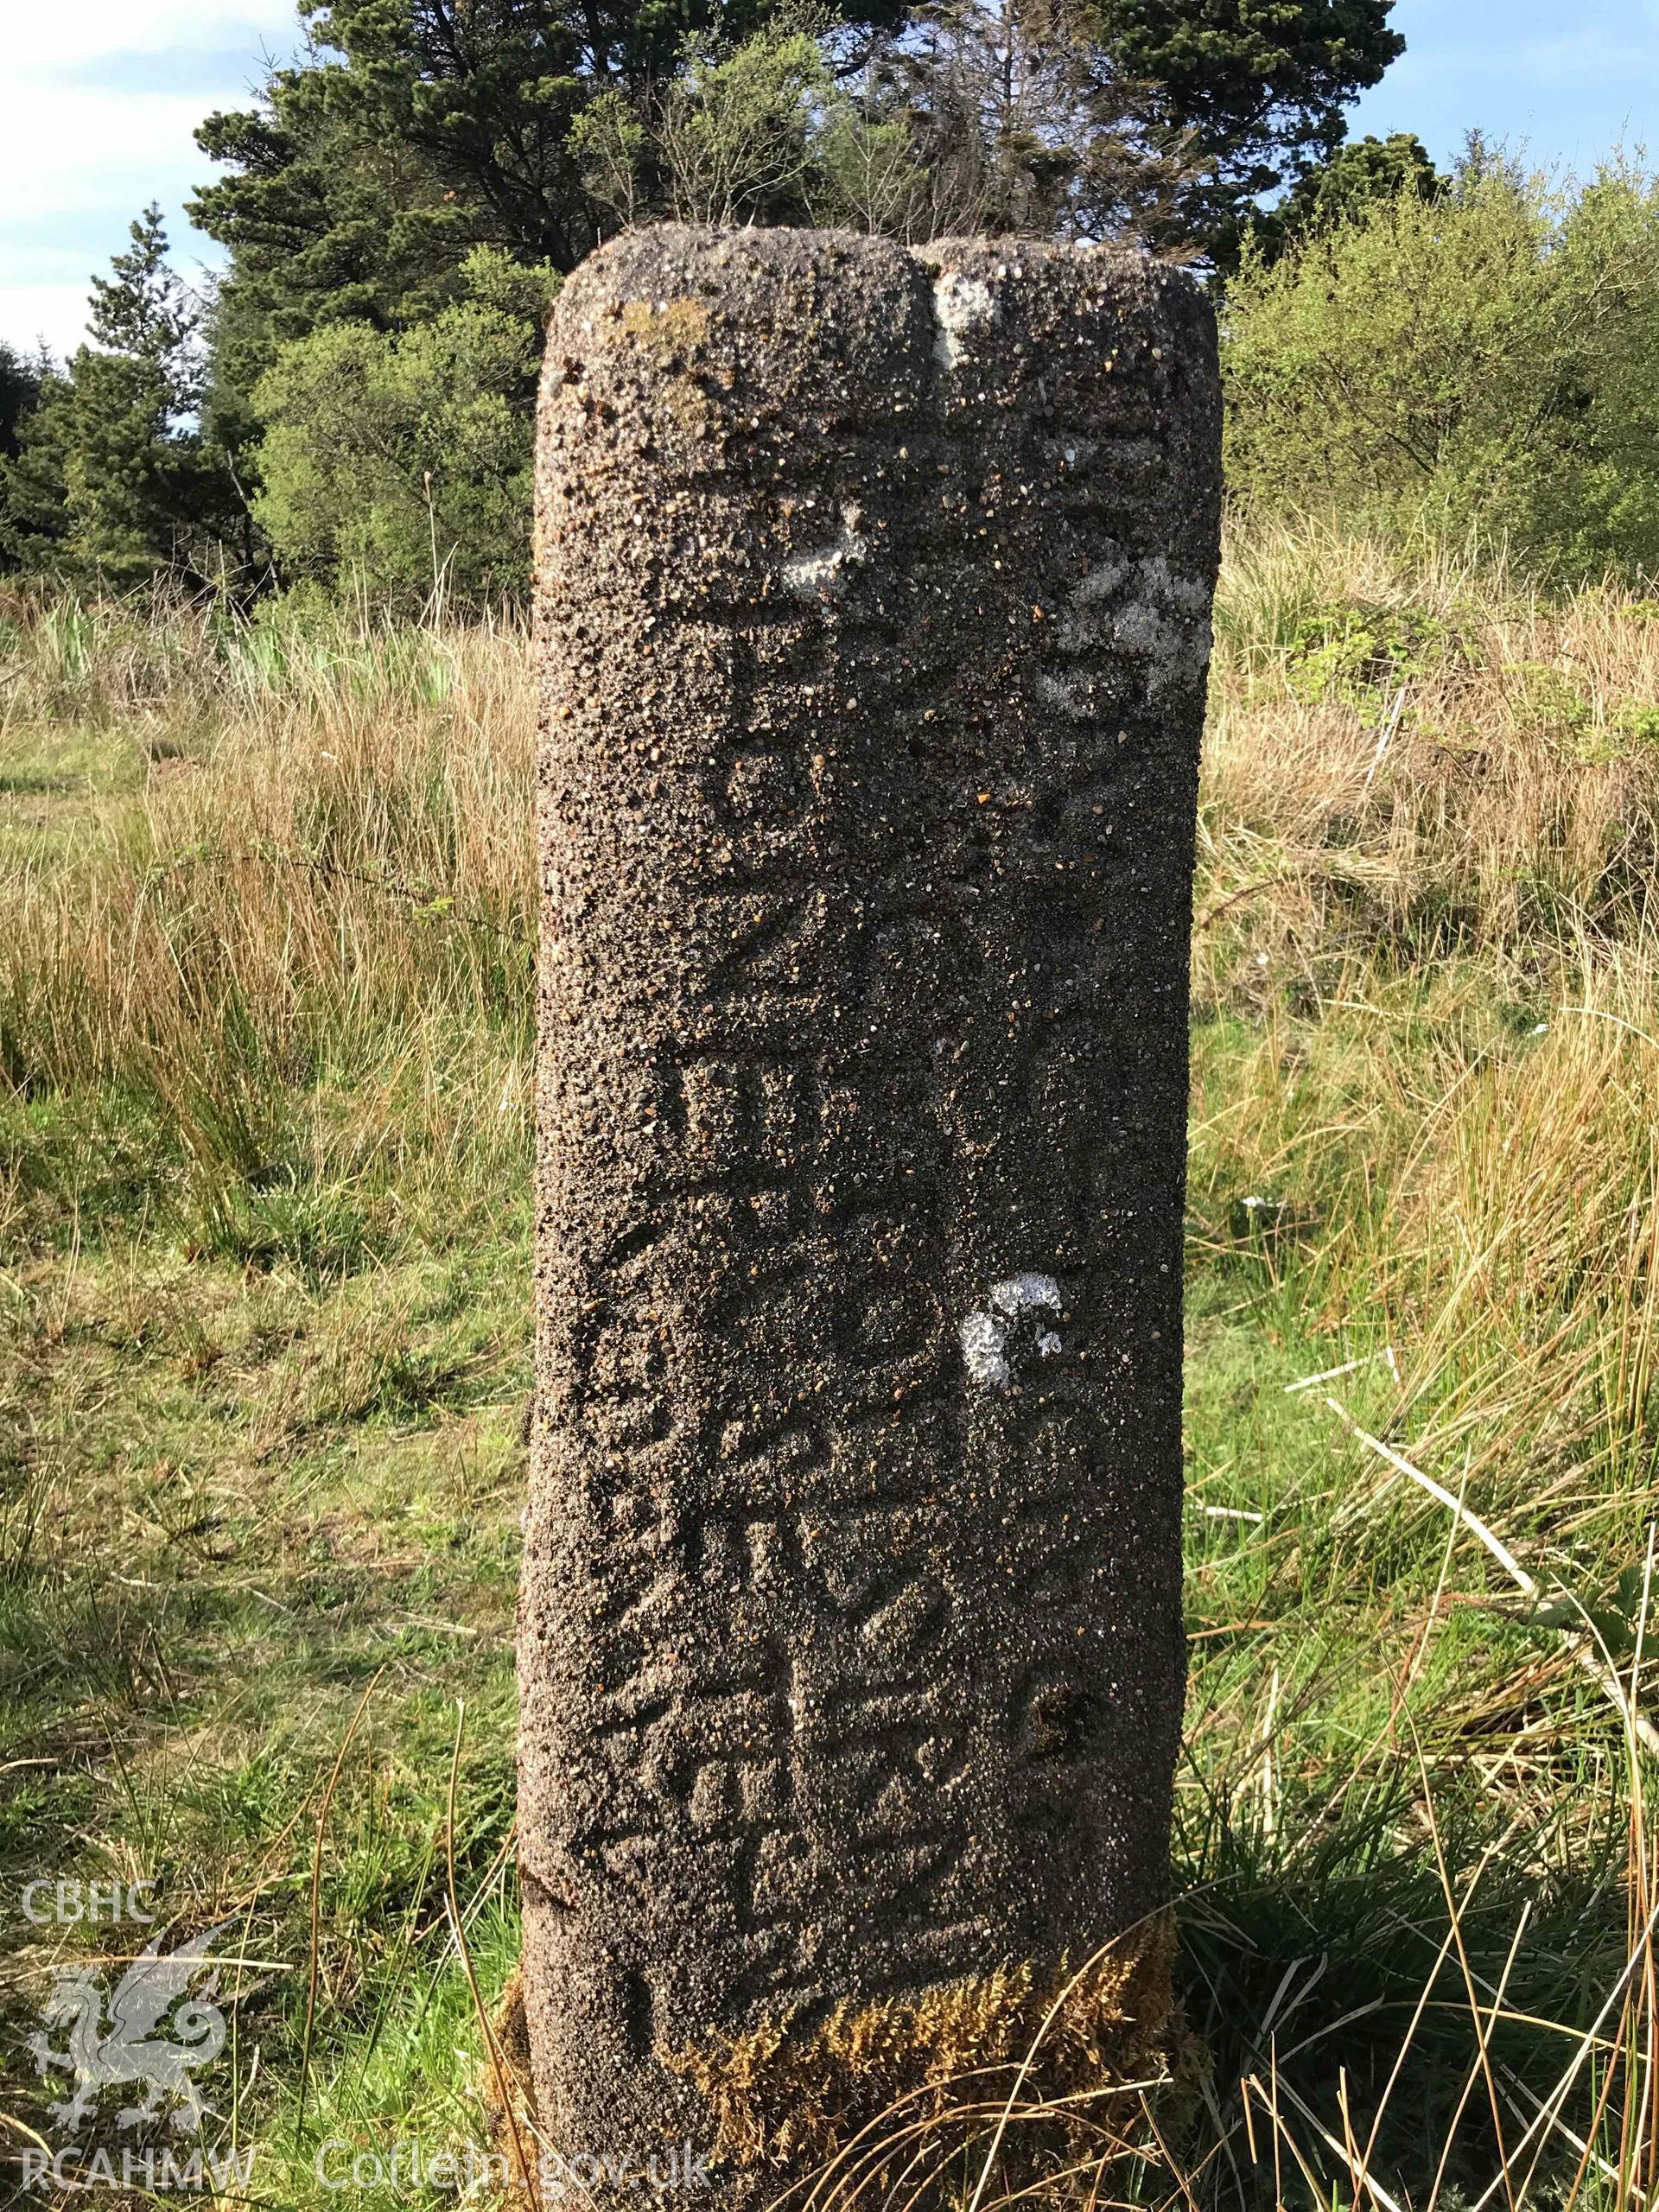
[1507,661,1594,736]
[1284,599,1466,702]
[250,249,557,607]
[1224,155,1659,579]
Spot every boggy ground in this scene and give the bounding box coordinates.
[3,528,1659,2209]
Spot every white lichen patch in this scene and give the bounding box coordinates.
[932,272,995,369]
[960,1309,1011,1389]
[1058,562,1130,623]
[1036,670,1087,716]
[1042,548,1213,715]
[962,1274,1064,1390]
[783,503,869,600]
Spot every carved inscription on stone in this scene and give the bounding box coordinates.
[519,225,1220,2190]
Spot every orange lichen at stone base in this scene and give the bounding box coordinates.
[664,1920,1178,2177]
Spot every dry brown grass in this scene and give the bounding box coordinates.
[0,606,537,1075]
[0,599,538,1262]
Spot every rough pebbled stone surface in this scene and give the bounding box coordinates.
[519,224,1221,2194]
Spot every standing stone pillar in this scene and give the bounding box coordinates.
[521,226,1220,2197]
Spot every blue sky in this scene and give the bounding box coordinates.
[1349,0,1659,172]
[3,1,1659,362]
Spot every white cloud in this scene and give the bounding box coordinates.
[0,3,300,359]
[6,3,288,72]
[0,287,102,360]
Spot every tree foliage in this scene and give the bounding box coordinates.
[657,26,833,229]
[885,0,1203,242]
[0,343,51,565]
[0,343,48,466]
[189,0,1406,321]
[250,247,557,603]
[1246,129,1442,260]
[3,0,1421,594]
[189,0,909,323]
[569,4,1210,248]
[1224,156,1659,577]
[1092,0,1404,260]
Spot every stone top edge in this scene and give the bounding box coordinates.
[549,222,1202,307]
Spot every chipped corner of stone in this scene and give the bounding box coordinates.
[660,1917,1179,2177]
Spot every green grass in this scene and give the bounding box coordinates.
[4,539,1659,2209]
[0,1205,530,2205]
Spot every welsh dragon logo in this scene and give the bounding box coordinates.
[29,1923,232,2138]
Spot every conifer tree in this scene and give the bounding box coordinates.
[2,208,239,585]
